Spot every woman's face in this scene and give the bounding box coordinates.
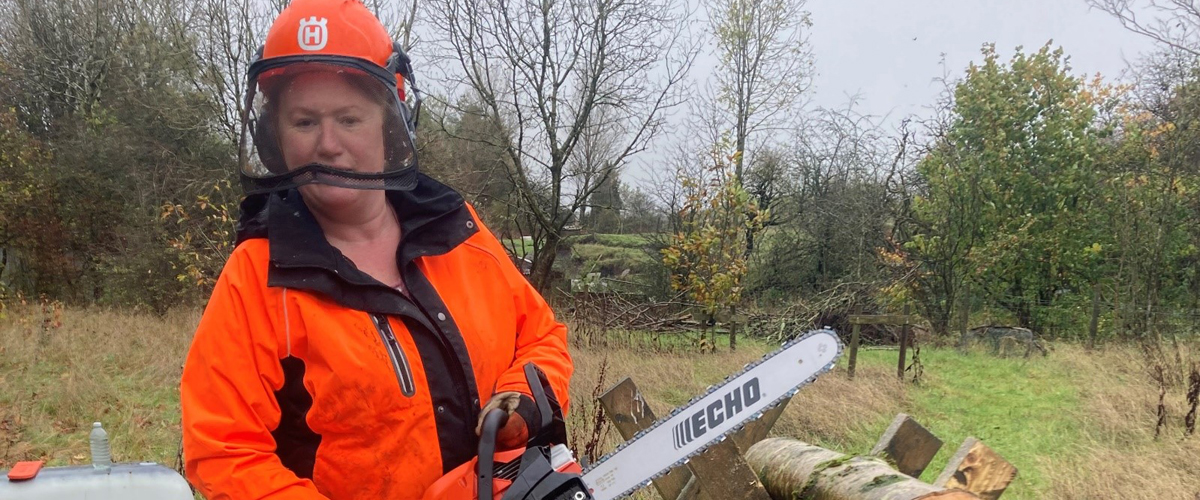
[276,71,388,214]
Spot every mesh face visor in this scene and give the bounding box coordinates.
[240,59,418,194]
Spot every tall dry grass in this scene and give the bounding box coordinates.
[773,361,908,452]
[0,301,196,468]
[1041,343,1200,499]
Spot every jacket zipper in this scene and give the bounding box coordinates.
[370,313,417,397]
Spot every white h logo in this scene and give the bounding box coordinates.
[297,16,328,51]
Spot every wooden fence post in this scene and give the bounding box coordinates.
[848,305,862,379]
[1088,282,1101,349]
[898,304,911,380]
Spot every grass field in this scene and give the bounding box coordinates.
[1,303,1198,499]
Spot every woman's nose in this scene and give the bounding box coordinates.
[315,119,344,157]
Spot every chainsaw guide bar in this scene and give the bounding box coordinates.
[580,329,843,500]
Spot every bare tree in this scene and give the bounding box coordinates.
[360,0,419,48]
[1088,0,1200,56]
[0,0,128,132]
[186,0,276,151]
[706,0,813,181]
[569,106,624,233]
[703,0,813,257]
[790,105,893,287]
[428,0,698,292]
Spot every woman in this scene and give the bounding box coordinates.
[179,1,573,498]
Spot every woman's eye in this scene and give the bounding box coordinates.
[292,118,316,128]
[339,116,363,126]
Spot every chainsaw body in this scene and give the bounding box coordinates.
[422,442,588,500]
[423,363,593,500]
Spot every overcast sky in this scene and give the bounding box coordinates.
[623,0,1165,182]
[802,0,1159,125]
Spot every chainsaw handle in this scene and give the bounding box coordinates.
[477,408,507,500]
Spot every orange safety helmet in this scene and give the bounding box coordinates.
[239,0,422,195]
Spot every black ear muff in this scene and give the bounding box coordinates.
[387,42,421,139]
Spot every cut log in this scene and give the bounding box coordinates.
[933,437,1017,500]
[745,438,980,500]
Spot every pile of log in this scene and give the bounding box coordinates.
[742,413,1018,500]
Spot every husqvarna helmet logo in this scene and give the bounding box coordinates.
[297,16,328,51]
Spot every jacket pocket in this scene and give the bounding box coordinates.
[370,314,416,397]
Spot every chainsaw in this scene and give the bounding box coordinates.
[423,328,842,500]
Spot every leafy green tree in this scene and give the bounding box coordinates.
[1094,52,1200,339]
[584,172,623,234]
[420,97,521,234]
[0,108,58,294]
[900,140,983,337]
[662,144,766,351]
[907,44,1109,336]
[0,0,233,308]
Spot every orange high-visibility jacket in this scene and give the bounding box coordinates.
[180,175,572,499]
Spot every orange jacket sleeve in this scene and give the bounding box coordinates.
[468,209,573,414]
[180,245,329,500]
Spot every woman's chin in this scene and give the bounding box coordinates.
[299,183,374,216]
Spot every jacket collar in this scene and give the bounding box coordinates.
[234,173,478,284]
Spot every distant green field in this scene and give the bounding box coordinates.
[570,243,657,273]
[567,233,655,248]
[558,234,664,287]
[501,236,533,258]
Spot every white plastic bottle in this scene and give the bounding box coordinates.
[90,421,112,470]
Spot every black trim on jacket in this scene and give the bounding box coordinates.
[236,174,484,473]
[272,356,321,479]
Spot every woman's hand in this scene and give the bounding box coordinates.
[476,392,529,450]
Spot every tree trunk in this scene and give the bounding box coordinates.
[729,305,738,352]
[745,223,756,259]
[745,438,979,500]
[528,230,561,294]
[1087,282,1101,349]
[956,279,971,342]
